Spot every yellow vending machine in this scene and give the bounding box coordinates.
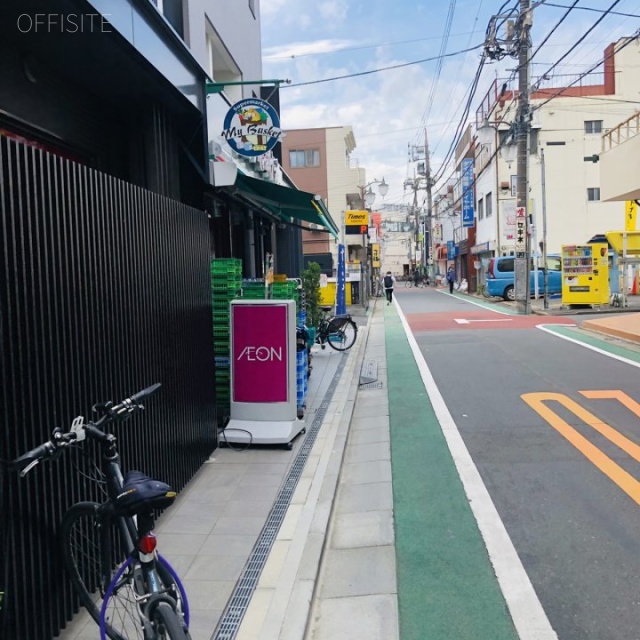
[561,243,609,306]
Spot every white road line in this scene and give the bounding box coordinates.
[537,323,640,369]
[395,302,558,640]
[435,289,517,315]
[454,318,514,324]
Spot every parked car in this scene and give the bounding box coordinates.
[485,255,562,301]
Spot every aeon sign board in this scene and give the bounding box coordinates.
[232,304,288,403]
[221,98,282,158]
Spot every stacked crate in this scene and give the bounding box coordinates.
[211,258,242,412]
[241,279,267,300]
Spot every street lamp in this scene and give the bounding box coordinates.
[360,177,388,208]
[477,119,518,164]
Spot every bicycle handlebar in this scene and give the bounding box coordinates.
[11,384,161,476]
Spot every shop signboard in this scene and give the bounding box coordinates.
[461,158,475,228]
[232,303,289,403]
[345,210,369,235]
[226,300,303,445]
[221,98,282,157]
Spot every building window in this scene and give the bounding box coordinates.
[486,192,493,217]
[477,197,484,220]
[289,149,320,168]
[585,120,603,134]
[248,0,256,17]
[587,187,601,201]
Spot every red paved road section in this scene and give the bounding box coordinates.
[405,310,571,332]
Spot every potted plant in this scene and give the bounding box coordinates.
[302,262,321,346]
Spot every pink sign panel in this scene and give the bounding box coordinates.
[232,304,288,403]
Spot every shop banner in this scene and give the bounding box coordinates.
[232,304,288,403]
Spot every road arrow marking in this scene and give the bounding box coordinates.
[454,318,514,324]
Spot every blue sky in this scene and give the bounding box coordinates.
[261,0,640,208]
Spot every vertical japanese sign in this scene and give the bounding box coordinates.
[515,206,527,254]
[461,158,475,228]
[371,243,381,267]
[626,201,637,232]
[232,304,288,403]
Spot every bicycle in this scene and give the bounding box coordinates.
[404,277,428,288]
[11,384,191,640]
[315,306,358,351]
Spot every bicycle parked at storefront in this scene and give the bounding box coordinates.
[11,384,191,640]
[316,307,358,351]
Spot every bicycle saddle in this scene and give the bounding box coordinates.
[114,470,177,516]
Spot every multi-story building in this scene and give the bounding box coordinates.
[280,126,365,275]
[468,37,640,285]
[378,204,414,277]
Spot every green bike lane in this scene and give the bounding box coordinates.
[383,301,520,640]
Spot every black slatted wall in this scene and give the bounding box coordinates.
[0,136,217,639]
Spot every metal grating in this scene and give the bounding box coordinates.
[212,353,349,640]
[359,381,384,390]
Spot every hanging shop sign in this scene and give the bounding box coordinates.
[221,98,282,157]
[371,243,381,267]
[461,158,475,228]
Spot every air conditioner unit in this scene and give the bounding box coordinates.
[308,223,324,231]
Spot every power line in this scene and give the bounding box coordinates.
[543,2,640,18]
[265,31,481,60]
[418,0,457,133]
[529,0,581,65]
[430,0,486,156]
[531,30,640,111]
[530,0,623,92]
[431,55,487,184]
[285,43,484,88]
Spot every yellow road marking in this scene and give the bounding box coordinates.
[522,392,640,506]
[580,390,640,420]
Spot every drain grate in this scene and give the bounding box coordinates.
[359,381,383,390]
[212,354,348,640]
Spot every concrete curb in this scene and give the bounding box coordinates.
[234,303,374,640]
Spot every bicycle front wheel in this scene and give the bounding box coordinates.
[326,318,357,351]
[100,555,190,640]
[61,502,115,627]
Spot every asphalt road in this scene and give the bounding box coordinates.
[395,287,640,640]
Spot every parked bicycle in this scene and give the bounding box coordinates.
[11,384,191,640]
[404,276,428,288]
[316,306,358,351]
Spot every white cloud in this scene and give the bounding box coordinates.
[263,39,360,62]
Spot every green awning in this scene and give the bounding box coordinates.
[233,173,339,238]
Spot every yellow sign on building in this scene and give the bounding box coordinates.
[625,201,637,231]
[345,210,369,226]
[371,243,381,267]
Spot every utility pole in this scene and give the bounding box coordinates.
[514,0,532,314]
[425,128,434,283]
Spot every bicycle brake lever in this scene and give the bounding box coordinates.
[20,460,40,477]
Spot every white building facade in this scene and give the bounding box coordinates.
[473,38,640,264]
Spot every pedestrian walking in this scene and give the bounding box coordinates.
[383,271,395,305]
[447,266,456,294]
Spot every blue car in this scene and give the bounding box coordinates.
[485,255,562,301]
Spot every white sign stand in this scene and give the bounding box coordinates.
[223,300,304,447]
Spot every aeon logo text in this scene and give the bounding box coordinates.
[237,346,283,362]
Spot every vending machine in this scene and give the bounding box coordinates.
[561,243,609,306]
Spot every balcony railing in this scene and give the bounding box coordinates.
[602,111,640,152]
